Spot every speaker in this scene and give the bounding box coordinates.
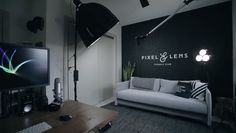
[18,92,34,115]
[38,94,48,111]
[0,90,11,118]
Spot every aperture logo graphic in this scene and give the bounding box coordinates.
[0,48,32,75]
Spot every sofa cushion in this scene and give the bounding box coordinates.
[159,79,178,94]
[117,89,207,114]
[132,77,155,90]
[180,80,201,83]
[132,87,154,91]
[153,79,161,92]
[175,82,192,98]
[191,81,208,101]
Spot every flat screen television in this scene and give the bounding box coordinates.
[0,42,49,90]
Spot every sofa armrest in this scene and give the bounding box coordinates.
[116,81,130,92]
[114,81,129,105]
[205,89,212,126]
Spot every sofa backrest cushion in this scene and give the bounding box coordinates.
[159,79,178,94]
[153,79,161,92]
[129,77,135,89]
[175,82,192,98]
[131,77,155,90]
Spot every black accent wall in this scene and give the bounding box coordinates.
[122,2,232,97]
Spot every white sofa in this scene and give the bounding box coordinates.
[114,77,212,126]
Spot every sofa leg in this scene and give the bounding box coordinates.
[207,120,212,127]
[114,100,118,106]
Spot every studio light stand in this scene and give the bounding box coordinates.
[195,49,211,83]
[72,0,81,101]
[71,0,119,101]
[136,0,194,40]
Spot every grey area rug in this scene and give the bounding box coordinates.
[102,103,233,133]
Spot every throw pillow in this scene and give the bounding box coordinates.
[159,79,178,94]
[191,81,208,101]
[132,77,155,90]
[175,82,192,98]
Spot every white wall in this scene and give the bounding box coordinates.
[109,24,122,83]
[66,23,122,105]
[45,0,68,103]
[30,0,46,44]
[97,37,116,102]
[45,0,122,104]
[0,0,33,43]
[0,0,46,44]
[76,37,115,105]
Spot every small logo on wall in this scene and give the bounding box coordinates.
[141,52,189,66]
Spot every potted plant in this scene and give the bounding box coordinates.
[123,61,135,81]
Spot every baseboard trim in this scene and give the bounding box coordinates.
[96,97,115,107]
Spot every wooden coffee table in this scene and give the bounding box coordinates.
[0,100,118,133]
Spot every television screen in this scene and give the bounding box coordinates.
[0,43,49,90]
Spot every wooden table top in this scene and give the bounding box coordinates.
[0,100,118,133]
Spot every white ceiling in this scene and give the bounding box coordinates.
[81,0,230,26]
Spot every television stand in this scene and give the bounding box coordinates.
[0,87,48,117]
